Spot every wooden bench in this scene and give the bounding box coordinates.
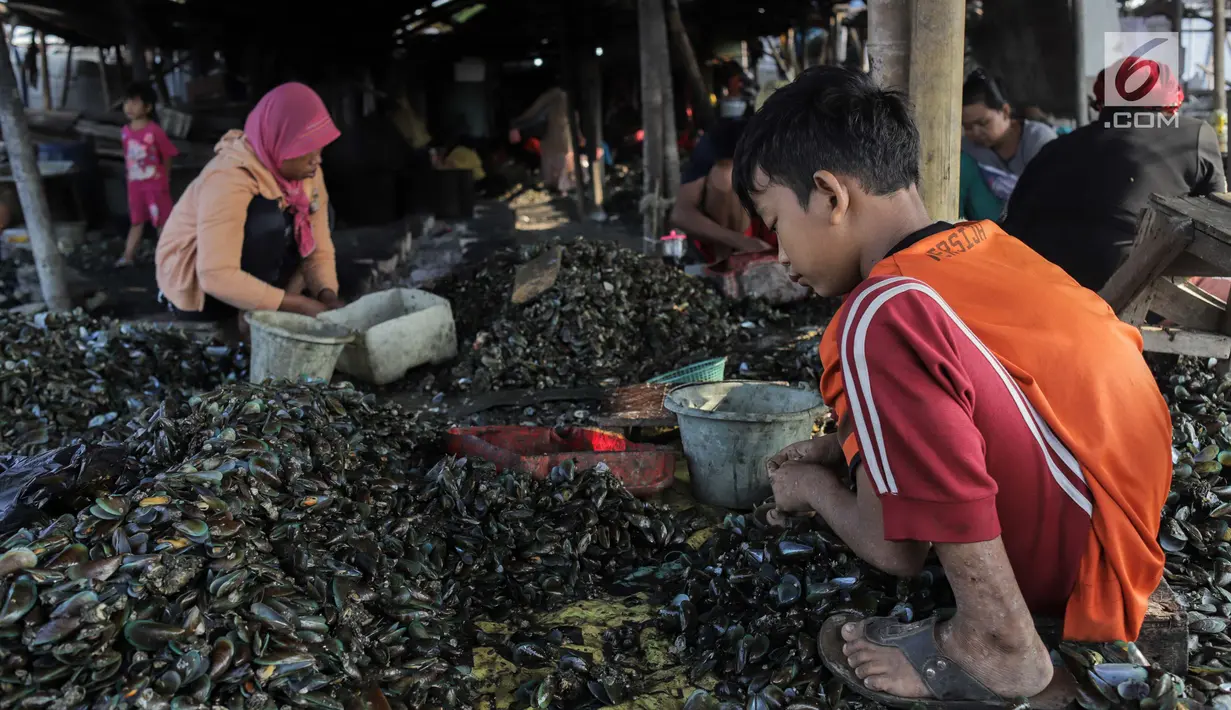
[1102,194,1231,361]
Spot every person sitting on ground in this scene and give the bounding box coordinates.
[156,82,344,324]
[734,66,1170,706]
[1003,57,1224,291]
[674,119,776,263]
[960,70,1056,217]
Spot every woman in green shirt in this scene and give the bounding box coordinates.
[959,151,1004,221]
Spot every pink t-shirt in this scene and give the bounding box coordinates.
[122,122,179,184]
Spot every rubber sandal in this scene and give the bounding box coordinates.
[818,613,1006,709]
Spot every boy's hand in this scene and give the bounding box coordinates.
[768,433,843,471]
[768,461,837,513]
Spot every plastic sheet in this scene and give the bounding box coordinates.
[0,443,137,534]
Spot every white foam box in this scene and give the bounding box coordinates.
[319,288,458,385]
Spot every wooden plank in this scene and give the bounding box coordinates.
[1034,579,1186,676]
[1163,251,1227,277]
[1139,326,1231,359]
[1100,203,1194,312]
[1187,228,1231,273]
[1148,279,1227,331]
[1119,283,1154,327]
[1155,194,1231,245]
[387,387,604,418]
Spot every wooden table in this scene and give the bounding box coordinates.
[1101,193,1231,360]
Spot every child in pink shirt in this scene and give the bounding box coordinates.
[119,83,178,267]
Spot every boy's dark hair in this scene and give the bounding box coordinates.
[962,69,1009,109]
[733,66,919,215]
[125,82,157,107]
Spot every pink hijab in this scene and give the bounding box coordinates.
[243,83,340,256]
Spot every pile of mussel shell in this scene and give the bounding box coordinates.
[0,310,244,456]
[0,379,701,710]
[648,506,939,709]
[439,239,785,391]
[1153,355,1231,706]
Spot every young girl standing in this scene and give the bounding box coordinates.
[119,83,178,267]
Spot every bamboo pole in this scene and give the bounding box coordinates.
[867,0,911,91]
[584,58,606,214]
[1074,0,1087,126]
[37,32,49,111]
[909,0,964,221]
[665,0,715,130]
[0,28,71,309]
[639,0,667,251]
[1215,0,1227,152]
[59,44,73,109]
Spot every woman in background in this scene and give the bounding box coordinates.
[156,82,343,324]
[960,70,1057,217]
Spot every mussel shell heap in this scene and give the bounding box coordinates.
[0,311,245,456]
[1154,355,1231,705]
[0,379,700,709]
[650,506,942,709]
[441,239,747,391]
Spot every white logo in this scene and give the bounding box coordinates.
[1102,32,1181,109]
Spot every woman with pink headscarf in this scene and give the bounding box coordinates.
[156,82,343,322]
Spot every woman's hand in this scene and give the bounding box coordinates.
[278,293,328,317]
[317,289,345,311]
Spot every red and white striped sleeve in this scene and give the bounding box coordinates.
[833,275,1001,544]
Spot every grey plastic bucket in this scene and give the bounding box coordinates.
[664,381,827,509]
[244,311,355,384]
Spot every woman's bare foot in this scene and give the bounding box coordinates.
[840,616,1052,699]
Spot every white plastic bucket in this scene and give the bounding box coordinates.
[244,311,355,384]
[664,381,827,509]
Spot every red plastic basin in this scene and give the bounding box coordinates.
[444,425,676,498]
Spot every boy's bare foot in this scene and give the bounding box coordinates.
[840,614,1052,699]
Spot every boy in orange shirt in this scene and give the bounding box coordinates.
[734,67,1171,706]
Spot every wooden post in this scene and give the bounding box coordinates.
[152,49,172,105]
[909,0,964,222]
[1215,0,1227,153]
[639,0,667,252]
[665,0,715,130]
[584,58,606,215]
[59,44,73,109]
[566,92,588,218]
[97,47,111,109]
[1074,0,1087,126]
[867,0,911,91]
[1173,0,1186,78]
[37,32,49,111]
[0,29,71,309]
[119,0,150,83]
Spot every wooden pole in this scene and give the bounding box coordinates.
[118,0,150,83]
[0,29,71,309]
[1215,0,1227,153]
[37,32,49,111]
[659,40,681,200]
[97,47,111,109]
[665,0,715,130]
[1074,0,1087,126]
[584,58,606,214]
[908,0,964,222]
[639,0,667,252]
[867,0,911,91]
[59,44,73,109]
